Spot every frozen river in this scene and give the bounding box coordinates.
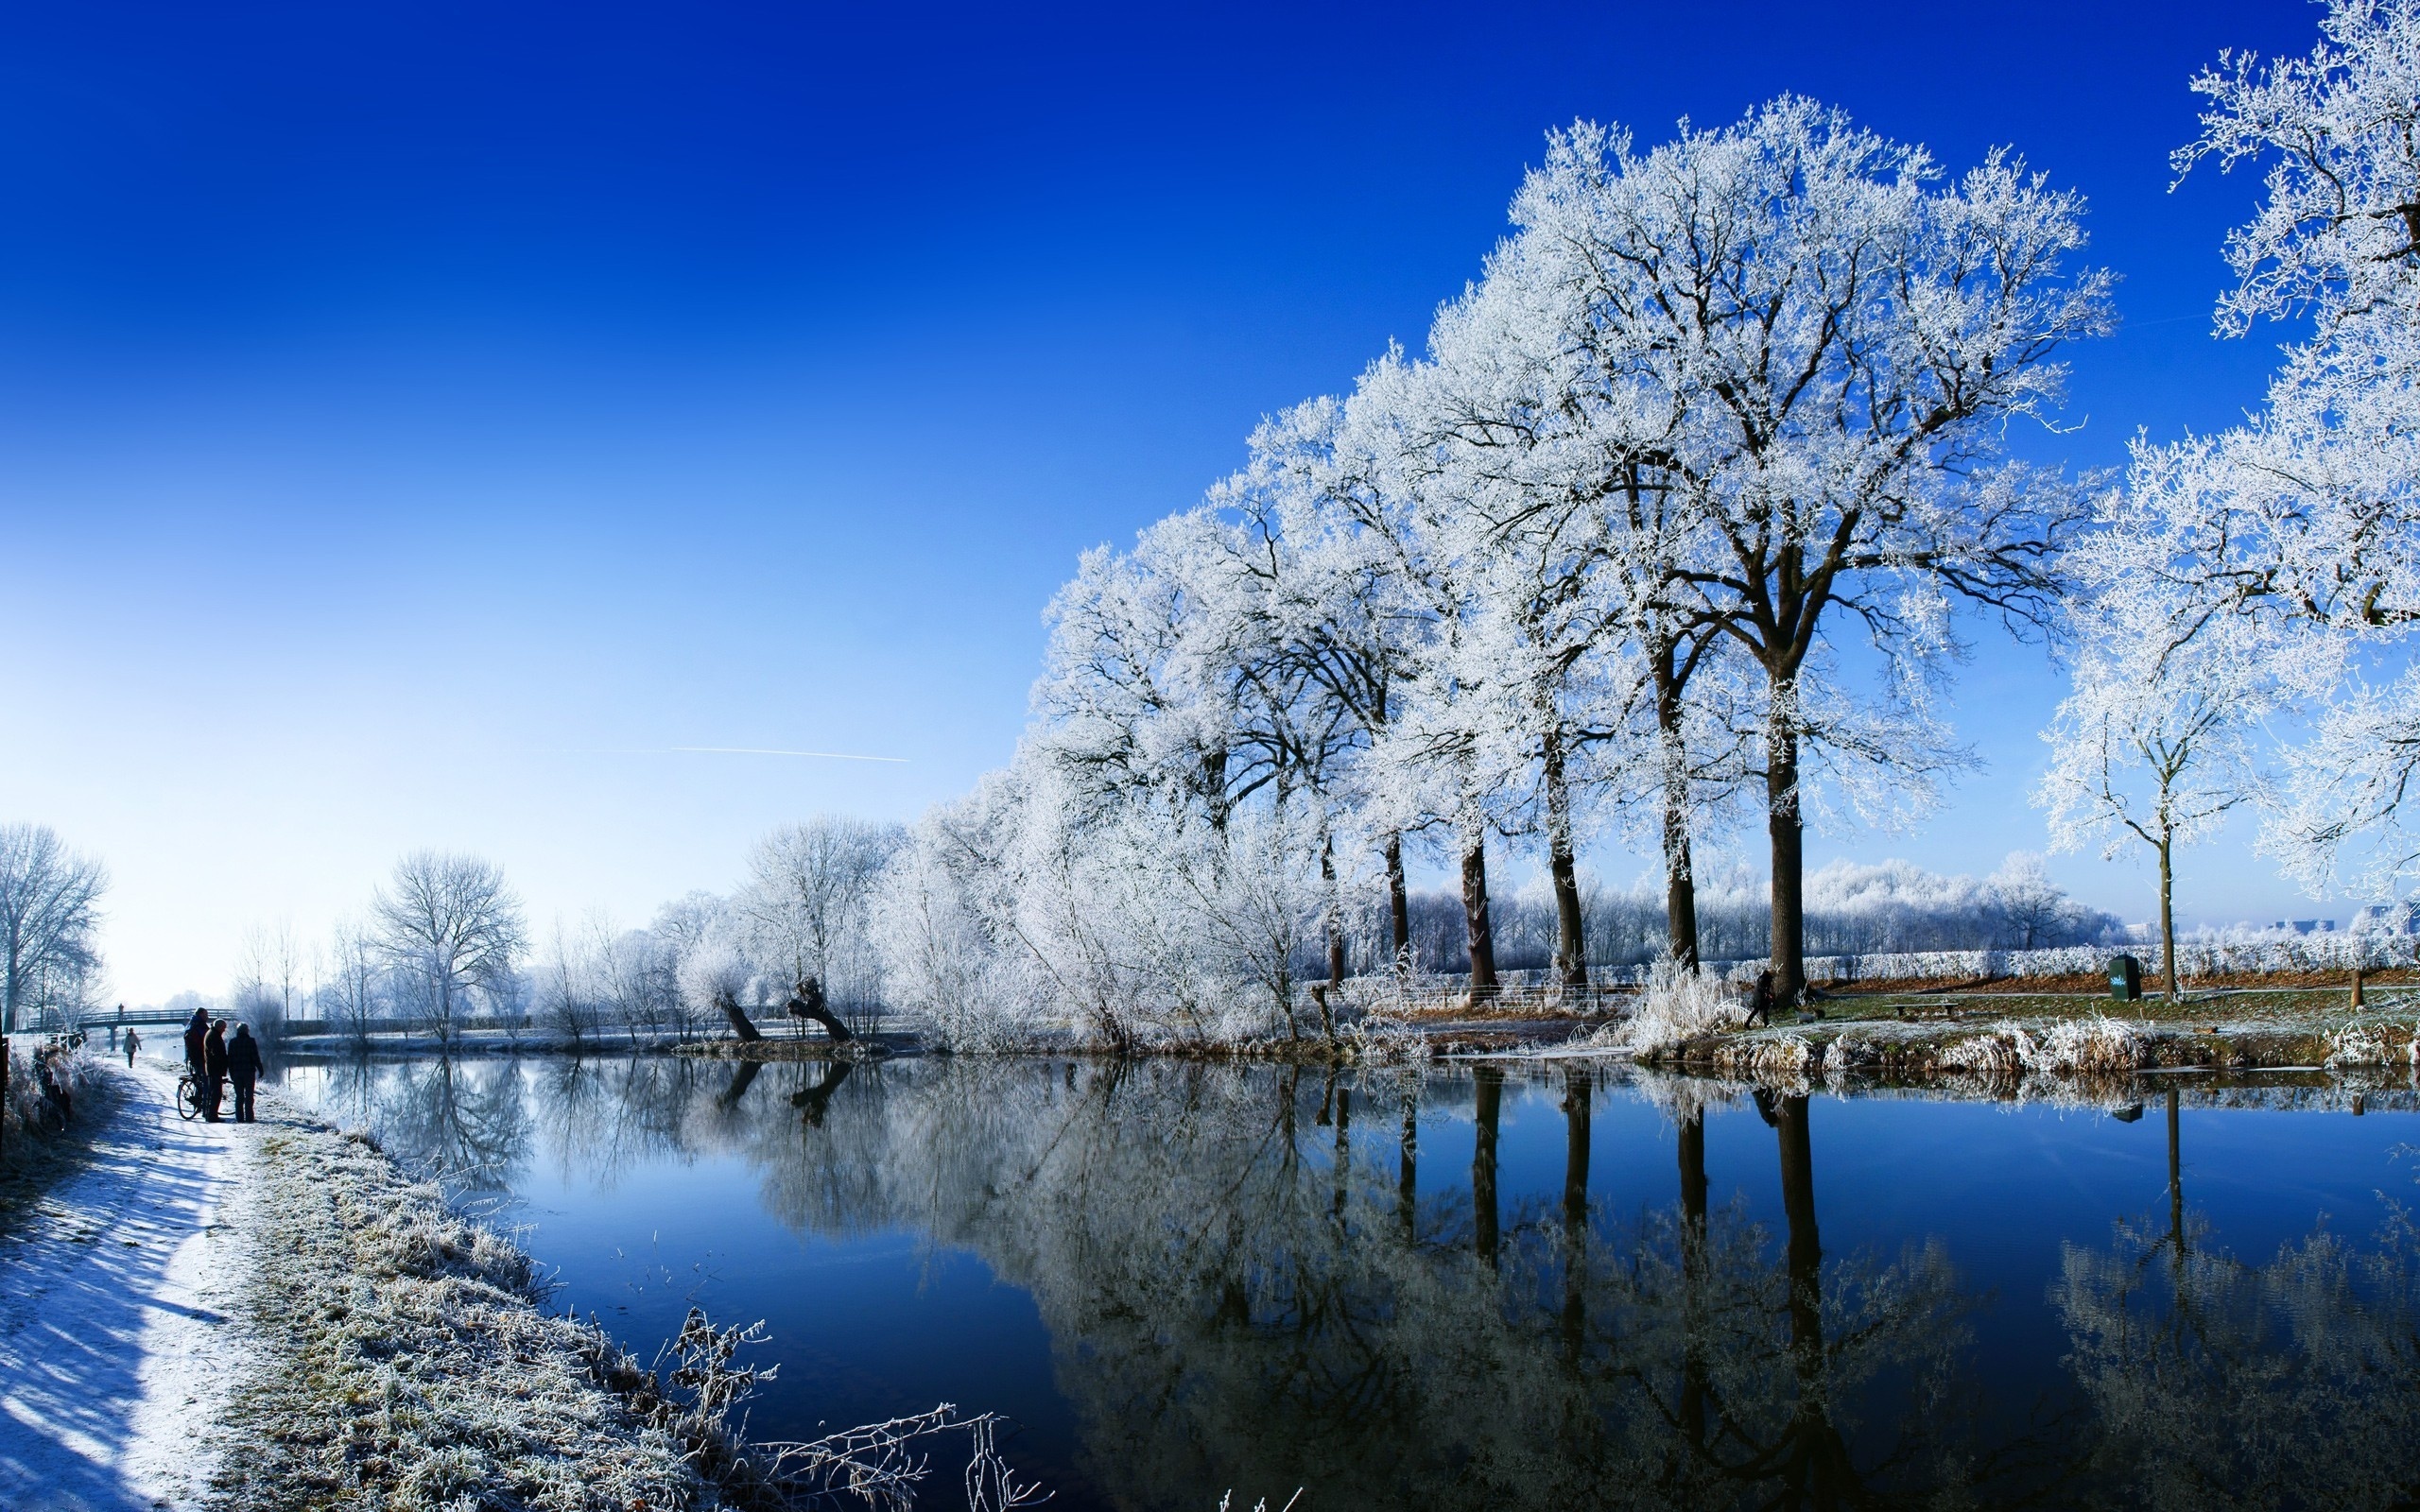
[275,1053,2420,1510]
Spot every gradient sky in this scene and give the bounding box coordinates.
[0,0,2338,1003]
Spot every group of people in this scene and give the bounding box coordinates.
[180,1006,264,1123]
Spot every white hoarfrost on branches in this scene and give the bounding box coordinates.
[2040,485,2277,995]
[2139,0,2420,901]
[848,96,2114,1046]
[370,850,527,1040]
[675,940,754,1025]
[0,822,109,1035]
[1478,101,2111,1004]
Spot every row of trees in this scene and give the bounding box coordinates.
[877,1,2420,1036]
[877,90,2113,1040]
[249,819,902,1045]
[2041,0,2420,997]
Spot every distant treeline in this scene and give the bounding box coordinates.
[1357,855,2120,979]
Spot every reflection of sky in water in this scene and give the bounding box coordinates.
[280,1057,2420,1512]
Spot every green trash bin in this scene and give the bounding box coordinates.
[2109,954,2142,1003]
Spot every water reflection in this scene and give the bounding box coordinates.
[284,1053,2420,1511]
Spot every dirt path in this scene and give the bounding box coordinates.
[0,1060,253,1512]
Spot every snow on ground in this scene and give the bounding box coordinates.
[0,1061,251,1512]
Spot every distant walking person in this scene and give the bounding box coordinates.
[226,1023,264,1124]
[124,1027,140,1068]
[1746,970,1777,1029]
[182,1006,211,1114]
[202,1021,229,1123]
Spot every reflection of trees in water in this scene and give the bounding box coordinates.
[320,1055,2420,1510]
[368,1056,536,1194]
[2054,1088,2420,1509]
[665,1058,2035,1509]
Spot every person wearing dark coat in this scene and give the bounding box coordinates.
[226,1023,265,1124]
[1746,969,1777,1029]
[124,1027,139,1068]
[202,1021,229,1122]
[182,1007,211,1113]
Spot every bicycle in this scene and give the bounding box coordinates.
[174,1069,213,1122]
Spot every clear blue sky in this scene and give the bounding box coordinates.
[0,0,2331,1002]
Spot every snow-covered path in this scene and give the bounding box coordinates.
[0,1061,251,1512]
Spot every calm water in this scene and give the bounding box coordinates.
[269,1053,2420,1510]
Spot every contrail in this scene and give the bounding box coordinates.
[670,746,908,764]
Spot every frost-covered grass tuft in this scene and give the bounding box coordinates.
[1595,956,1746,1057]
[1934,1016,2146,1081]
[210,1120,700,1510]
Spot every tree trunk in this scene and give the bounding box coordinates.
[1664,809,1701,971]
[1543,730,1589,989]
[1561,1071,1589,1230]
[2166,1085,2184,1254]
[717,991,764,1043]
[1561,1069,1590,1365]
[1653,638,1703,969]
[1766,707,1806,1007]
[717,1059,762,1110]
[1397,1090,1418,1239]
[1461,833,1498,993]
[2157,832,2178,1001]
[1384,834,1410,975]
[1473,1065,1501,1266]
[786,988,855,1043]
[1321,837,1346,988]
[1677,1106,1707,1447]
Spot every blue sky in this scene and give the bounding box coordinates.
[0,0,2336,1001]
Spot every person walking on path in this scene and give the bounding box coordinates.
[202,1021,229,1123]
[226,1023,264,1124]
[182,1006,210,1114]
[1745,970,1777,1029]
[123,1026,139,1067]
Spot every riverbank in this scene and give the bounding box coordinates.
[205,1104,702,1509]
[260,971,2420,1086]
[1632,998,2420,1081]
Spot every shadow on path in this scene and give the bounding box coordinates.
[0,1061,244,1512]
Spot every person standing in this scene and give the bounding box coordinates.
[182,1007,210,1113]
[225,1023,264,1124]
[202,1021,229,1122]
[124,1027,140,1068]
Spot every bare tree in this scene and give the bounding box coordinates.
[233,918,305,1038]
[0,824,108,1035]
[536,918,604,1046]
[371,850,527,1043]
[736,818,901,1023]
[318,918,386,1053]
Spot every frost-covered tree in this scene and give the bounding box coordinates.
[371,850,527,1040]
[2141,0,2420,901]
[1399,185,1771,976]
[317,917,388,1049]
[1212,397,1431,975]
[735,816,902,1013]
[1498,103,2110,1004]
[2039,495,2274,996]
[0,823,107,1035]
